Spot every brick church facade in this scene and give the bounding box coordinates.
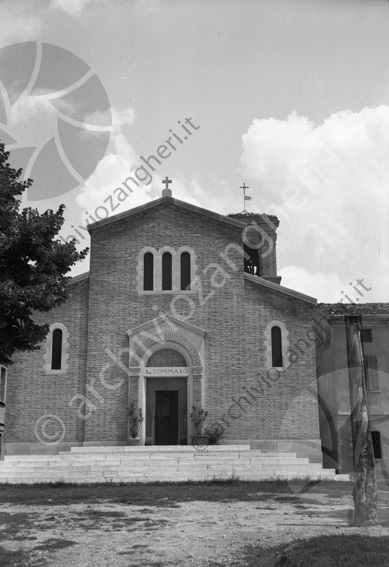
[5,187,386,473]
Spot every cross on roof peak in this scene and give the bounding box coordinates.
[162,176,172,190]
[162,176,172,197]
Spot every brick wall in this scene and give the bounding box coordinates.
[204,278,320,440]
[5,276,89,446]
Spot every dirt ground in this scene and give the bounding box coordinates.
[2,487,389,566]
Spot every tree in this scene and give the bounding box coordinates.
[345,314,379,526]
[0,142,88,366]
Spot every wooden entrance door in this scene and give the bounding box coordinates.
[146,377,188,445]
[155,391,178,445]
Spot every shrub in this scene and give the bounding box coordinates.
[127,403,144,439]
[190,405,208,435]
[203,424,224,444]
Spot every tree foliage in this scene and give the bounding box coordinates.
[0,142,88,365]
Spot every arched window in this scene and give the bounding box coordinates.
[44,323,69,374]
[51,329,63,370]
[162,252,172,290]
[180,252,191,290]
[143,252,154,291]
[271,326,283,368]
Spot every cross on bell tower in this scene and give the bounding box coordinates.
[240,182,252,213]
[162,176,172,197]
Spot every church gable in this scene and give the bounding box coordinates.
[87,195,245,235]
[87,200,247,311]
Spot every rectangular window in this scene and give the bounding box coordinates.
[361,329,373,343]
[364,356,379,390]
[371,431,382,459]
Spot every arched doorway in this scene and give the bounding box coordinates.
[145,349,188,445]
[127,314,205,445]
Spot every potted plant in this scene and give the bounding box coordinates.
[203,424,224,445]
[190,405,208,446]
[127,402,144,445]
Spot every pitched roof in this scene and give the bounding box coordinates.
[244,273,317,305]
[228,212,279,228]
[87,195,247,233]
[68,272,89,286]
[317,302,389,316]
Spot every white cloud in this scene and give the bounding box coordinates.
[0,2,44,46]
[240,106,389,302]
[279,266,343,303]
[84,107,135,129]
[76,106,208,222]
[50,0,103,16]
[5,93,59,150]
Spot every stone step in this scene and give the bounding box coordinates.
[4,450,299,462]
[0,468,340,479]
[68,444,252,453]
[0,467,336,477]
[0,463,323,477]
[0,447,351,484]
[60,452,299,461]
[2,458,304,472]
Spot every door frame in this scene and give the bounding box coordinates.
[139,368,192,445]
[154,389,179,445]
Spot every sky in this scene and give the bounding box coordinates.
[1,0,388,303]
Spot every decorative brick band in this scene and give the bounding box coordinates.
[132,331,202,367]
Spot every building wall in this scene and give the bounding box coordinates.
[4,277,89,454]
[316,315,389,474]
[233,280,320,442]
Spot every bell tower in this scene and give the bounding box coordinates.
[228,212,281,284]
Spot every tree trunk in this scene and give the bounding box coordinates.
[345,315,379,526]
[0,401,4,461]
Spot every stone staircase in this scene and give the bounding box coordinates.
[0,445,350,484]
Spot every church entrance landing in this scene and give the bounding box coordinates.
[146,376,188,445]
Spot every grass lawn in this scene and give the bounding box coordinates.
[236,535,389,567]
[2,534,389,567]
[0,478,354,506]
